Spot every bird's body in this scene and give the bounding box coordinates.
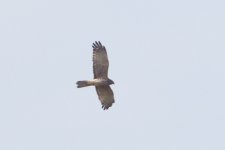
[77,78,113,87]
[76,41,115,110]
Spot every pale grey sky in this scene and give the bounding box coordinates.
[0,0,225,150]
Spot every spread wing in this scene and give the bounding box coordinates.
[92,41,109,78]
[96,86,114,110]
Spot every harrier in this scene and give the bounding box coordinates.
[76,41,115,110]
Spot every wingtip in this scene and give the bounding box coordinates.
[92,41,103,49]
[102,106,108,110]
[101,103,113,110]
[98,41,102,47]
[92,42,97,48]
[95,41,100,47]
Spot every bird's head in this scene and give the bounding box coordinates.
[108,79,114,85]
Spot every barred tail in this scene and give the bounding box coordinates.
[76,80,90,88]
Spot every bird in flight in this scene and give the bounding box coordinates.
[76,41,115,110]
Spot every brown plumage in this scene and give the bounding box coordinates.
[76,41,115,110]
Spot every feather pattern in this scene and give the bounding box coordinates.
[92,41,109,78]
[95,86,114,110]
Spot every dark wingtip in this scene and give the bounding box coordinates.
[102,105,108,110]
[101,103,113,110]
[92,41,103,49]
[95,41,100,47]
[92,42,97,48]
[98,41,102,47]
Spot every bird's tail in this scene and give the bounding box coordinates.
[76,80,91,88]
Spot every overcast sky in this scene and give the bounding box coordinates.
[0,0,225,150]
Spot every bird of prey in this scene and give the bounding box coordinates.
[76,41,115,110]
